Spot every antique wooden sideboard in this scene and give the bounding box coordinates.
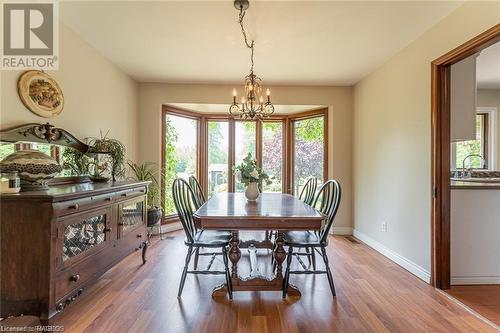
[0,180,150,322]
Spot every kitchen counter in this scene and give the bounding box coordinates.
[451,180,500,189]
[451,185,500,284]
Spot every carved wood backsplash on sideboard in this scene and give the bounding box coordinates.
[0,123,91,153]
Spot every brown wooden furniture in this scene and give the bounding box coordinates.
[193,192,325,297]
[0,181,150,323]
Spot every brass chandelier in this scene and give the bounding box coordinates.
[229,0,274,120]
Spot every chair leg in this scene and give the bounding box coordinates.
[193,248,200,270]
[282,246,294,299]
[271,242,276,264]
[311,247,316,270]
[222,246,233,300]
[305,247,312,266]
[321,246,336,296]
[178,246,193,298]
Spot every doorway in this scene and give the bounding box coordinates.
[431,24,500,290]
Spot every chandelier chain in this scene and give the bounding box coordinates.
[230,1,274,120]
[238,7,254,74]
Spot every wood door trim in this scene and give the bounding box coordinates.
[431,24,500,289]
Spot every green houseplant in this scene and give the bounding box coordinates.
[233,153,272,201]
[128,161,163,228]
[62,148,93,176]
[87,131,126,182]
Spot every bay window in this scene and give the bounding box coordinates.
[162,106,328,222]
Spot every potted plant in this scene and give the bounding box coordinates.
[62,148,91,176]
[87,131,126,182]
[128,161,163,228]
[233,153,272,201]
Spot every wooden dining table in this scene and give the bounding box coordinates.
[193,192,325,297]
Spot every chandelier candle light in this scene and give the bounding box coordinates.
[229,0,275,120]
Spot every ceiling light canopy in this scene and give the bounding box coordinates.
[229,0,274,120]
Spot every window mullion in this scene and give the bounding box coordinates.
[256,120,262,169]
[228,118,235,192]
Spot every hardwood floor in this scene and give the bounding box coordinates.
[447,285,500,327]
[52,232,498,333]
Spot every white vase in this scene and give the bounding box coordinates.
[245,182,260,201]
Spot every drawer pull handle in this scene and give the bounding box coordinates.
[70,274,80,282]
[121,193,128,197]
[69,204,79,210]
[104,228,112,233]
[105,197,112,201]
[137,234,143,238]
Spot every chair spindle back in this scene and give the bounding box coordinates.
[298,177,318,206]
[172,178,199,244]
[189,176,206,209]
[312,179,341,243]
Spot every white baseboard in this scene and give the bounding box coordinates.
[332,226,353,235]
[150,222,182,235]
[353,229,431,283]
[156,223,353,236]
[452,276,500,285]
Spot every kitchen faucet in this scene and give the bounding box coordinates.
[460,154,486,178]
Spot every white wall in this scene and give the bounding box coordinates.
[0,23,139,161]
[353,2,500,281]
[138,83,354,231]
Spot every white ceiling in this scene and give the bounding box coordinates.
[477,41,500,89]
[60,1,462,86]
[168,103,324,114]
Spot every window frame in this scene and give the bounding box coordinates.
[451,107,497,171]
[288,109,329,195]
[161,106,203,223]
[260,119,287,193]
[161,105,329,223]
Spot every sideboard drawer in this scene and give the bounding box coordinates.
[55,251,107,302]
[114,188,147,202]
[53,193,115,217]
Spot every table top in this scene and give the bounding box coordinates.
[193,193,325,231]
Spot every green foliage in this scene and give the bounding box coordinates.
[262,122,283,192]
[37,144,52,156]
[295,117,324,142]
[208,122,227,164]
[293,117,324,194]
[233,153,272,186]
[164,117,178,214]
[0,144,15,160]
[62,148,93,175]
[87,131,126,182]
[128,161,161,208]
[456,141,482,169]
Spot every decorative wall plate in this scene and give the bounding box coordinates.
[18,71,64,118]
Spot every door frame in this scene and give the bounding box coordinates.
[431,24,500,289]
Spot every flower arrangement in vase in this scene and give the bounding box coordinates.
[233,153,272,201]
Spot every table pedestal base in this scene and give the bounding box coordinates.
[212,276,301,297]
[214,230,301,298]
